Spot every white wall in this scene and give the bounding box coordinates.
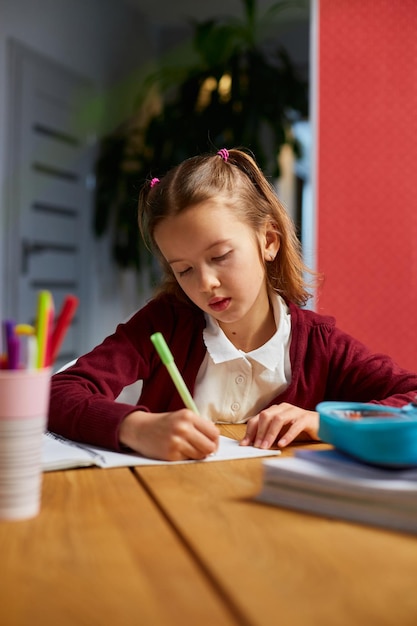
[0,0,157,352]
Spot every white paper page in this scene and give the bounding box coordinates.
[42,432,98,471]
[42,432,280,471]
[262,457,417,499]
[295,449,417,480]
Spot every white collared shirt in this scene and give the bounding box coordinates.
[193,294,292,423]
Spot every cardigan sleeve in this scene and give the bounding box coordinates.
[279,304,417,410]
[47,294,203,451]
[48,314,153,450]
[324,325,417,406]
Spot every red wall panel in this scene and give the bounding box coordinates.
[317,0,417,370]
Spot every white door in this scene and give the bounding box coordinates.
[5,41,96,369]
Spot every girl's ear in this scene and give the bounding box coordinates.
[262,221,280,261]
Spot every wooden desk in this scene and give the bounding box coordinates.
[135,425,417,626]
[0,466,236,625]
[1,425,417,626]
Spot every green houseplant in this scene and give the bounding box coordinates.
[93,0,308,270]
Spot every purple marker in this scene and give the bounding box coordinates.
[2,320,19,370]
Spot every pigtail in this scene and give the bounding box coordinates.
[138,176,161,250]
[218,148,317,306]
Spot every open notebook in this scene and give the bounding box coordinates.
[42,431,281,471]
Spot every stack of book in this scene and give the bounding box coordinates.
[256,448,417,534]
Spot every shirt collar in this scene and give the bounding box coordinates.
[202,294,291,370]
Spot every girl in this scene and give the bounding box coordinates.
[48,148,417,461]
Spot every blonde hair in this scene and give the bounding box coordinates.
[138,148,315,306]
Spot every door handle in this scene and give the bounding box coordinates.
[21,239,78,274]
[21,239,51,274]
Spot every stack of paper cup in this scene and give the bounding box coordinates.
[0,368,51,520]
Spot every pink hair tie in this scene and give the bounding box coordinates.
[217,148,229,162]
[150,177,160,188]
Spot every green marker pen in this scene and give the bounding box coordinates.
[150,332,200,415]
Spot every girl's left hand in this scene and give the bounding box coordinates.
[240,403,320,449]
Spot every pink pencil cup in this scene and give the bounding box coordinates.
[0,368,51,520]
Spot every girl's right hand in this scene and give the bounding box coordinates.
[118,408,219,461]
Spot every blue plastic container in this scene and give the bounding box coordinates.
[316,401,417,467]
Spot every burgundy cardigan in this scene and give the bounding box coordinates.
[48,293,417,451]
